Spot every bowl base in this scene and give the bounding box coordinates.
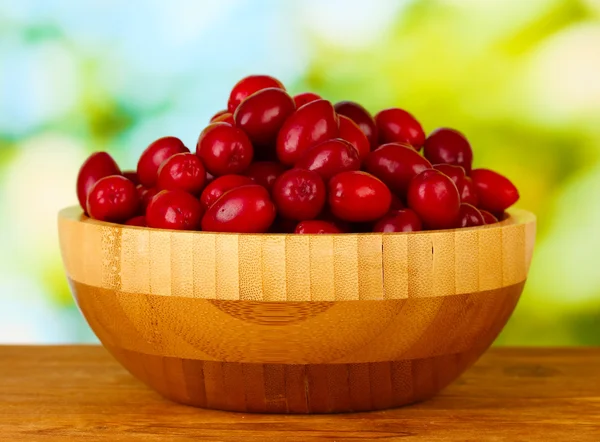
[107,346,478,413]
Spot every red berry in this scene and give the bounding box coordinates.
[201,184,276,233]
[244,161,286,191]
[334,101,378,149]
[146,190,203,231]
[77,152,121,212]
[234,88,295,150]
[457,203,485,228]
[295,220,341,234]
[375,108,425,149]
[293,92,321,108]
[137,136,189,188]
[295,138,360,181]
[338,115,370,161]
[157,152,206,195]
[390,194,405,210]
[211,112,235,125]
[407,169,460,230]
[196,122,253,176]
[210,109,229,122]
[86,175,139,223]
[122,170,139,185]
[227,74,285,113]
[424,128,473,174]
[480,210,499,224]
[272,169,326,221]
[432,164,466,188]
[373,209,422,232]
[364,143,432,196]
[200,174,254,209]
[459,176,479,206]
[125,215,146,227]
[470,168,519,213]
[137,185,159,210]
[328,171,391,222]
[276,99,339,166]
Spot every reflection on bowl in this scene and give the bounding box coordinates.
[58,206,535,413]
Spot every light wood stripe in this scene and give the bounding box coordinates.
[59,207,535,300]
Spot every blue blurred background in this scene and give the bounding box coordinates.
[1,0,599,344]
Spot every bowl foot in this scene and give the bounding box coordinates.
[107,346,471,413]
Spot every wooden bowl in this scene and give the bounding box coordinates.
[58,206,535,413]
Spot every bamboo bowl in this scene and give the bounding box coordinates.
[58,206,535,413]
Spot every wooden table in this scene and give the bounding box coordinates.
[0,346,598,441]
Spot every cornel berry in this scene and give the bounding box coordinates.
[407,169,461,230]
[137,136,189,188]
[272,169,326,221]
[77,152,121,212]
[365,143,432,195]
[77,73,521,232]
[375,108,425,150]
[276,99,339,166]
[86,175,139,223]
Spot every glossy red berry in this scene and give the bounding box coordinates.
[211,112,235,125]
[125,215,146,227]
[227,74,285,113]
[334,101,378,149]
[234,88,295,150]
[201,184,276,233]
[200,174,254,209]
[373,209,422,232]
[77,152,122,212]
[480,210,499,224]
[276,99,339,166]
[470,168,519,213]
[157,152,206,195]
[296,138,360,181]
[364,143,432,196]
[424,128,473,174]
[196,122,253,176]
[210,109,229,122]
[459,176,479,206]
[433,164,466,188]
[407,169,460,230]
[293,92,321,108]
[338,115,370,161]
[272,169,326,221]
[137,137,189,188]
[244,161,286,191]
[457,203,485,228]
[295,220,341,234]
[122,170,139,185]
[86,175,139,223]
[375,108,425,149]
[146,190,203,231]
[328,171,391,222]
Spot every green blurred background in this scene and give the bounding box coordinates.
[1,0,599,344]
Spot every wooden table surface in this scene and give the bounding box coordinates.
[0,346,598,441]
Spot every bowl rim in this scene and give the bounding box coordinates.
[58,205,535,237]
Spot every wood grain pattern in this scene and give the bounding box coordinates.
[57,206,536,413]
[1,346,599,441]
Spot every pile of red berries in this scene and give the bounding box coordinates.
[77,74,519,233]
